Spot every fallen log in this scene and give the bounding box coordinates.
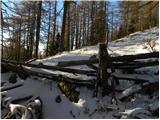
[1,61,95,86]
[112,52,159,62]
[1,62,30,79]
[111,73,157,83]
[1,60,96,76]
[1,83,23,91]
[119,81,159,101]
[118,84,142,101]
[25,58,37,64]
[86,63,98,70]
[24,68,95,87]
[57,58,98,67]
[56,52,159,67]
[113,59,159,69]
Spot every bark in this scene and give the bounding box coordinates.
[111,73,153,83]
[61,1,68,51]
[57,52,158,67]
[2,60,96,76]
[24,58,37,64]
[1,61,95,86]
[99,43,110,96]
[113,59,158,69]
[46,2,51,56]
[57,58,98,67]
[2,62,29,80]
[119,81,158,101]
[1,10,4,59]
[17,18,22,61]
[24,68,95,87]
[52,0,57,46]
[35,1,42,58]
[111,52,159,62]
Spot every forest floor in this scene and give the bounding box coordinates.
[1,27,159,118]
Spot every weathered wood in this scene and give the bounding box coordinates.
[24,58,37,64]
[1,83,23,91]
[86,63,98,70]
[56,52,159,67]
[24,68,95,87]
[1,61,95,86]
[99,43,110,96]
[1,62,29,79]
[112,52,159,62]
[111,73,156,83]
[1,60,96,76]
[119,84,142,101]
[119,81,159,101]
[113,59,159,69]
[57,58,98,67]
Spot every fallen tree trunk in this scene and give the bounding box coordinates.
[1,62,30,79]
[24,68,95,87]
[119,81,159,101]
[113,59,159,69]
[57,52,159,67]
[57,58,98,67]
[111,73,158,83]
[1,61,95,86]
[111,52,159,62]
[1,60,96,76]
[25,58,37,64]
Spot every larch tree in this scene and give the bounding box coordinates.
[35,1,42,58]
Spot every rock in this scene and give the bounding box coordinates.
[39,62,43,65]
[149,100,159,117]
[119,108,151,119]
[112,112,121,118]
[83,107,90,114]
[9,74,17,83]
[55,95,62,103]
[69,110,76,118]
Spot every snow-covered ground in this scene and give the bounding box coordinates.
[1,27,159,118]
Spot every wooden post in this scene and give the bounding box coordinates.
[99,43,110,96]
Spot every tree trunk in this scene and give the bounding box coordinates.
[52,0,57,49]
[35,1,42,58]
[46,2,51,56]
[1,10,4,59]
[99,43,110,96]
[61,1,69,51]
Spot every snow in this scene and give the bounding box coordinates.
[1,27,159,118]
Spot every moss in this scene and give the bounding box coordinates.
[58,81,80,103]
